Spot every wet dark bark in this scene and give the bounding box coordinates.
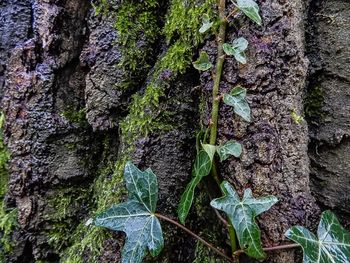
[0,0,349,262]
[306,0,350,229]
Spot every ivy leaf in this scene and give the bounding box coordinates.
[177,176,202,225]
[230,85,247,98]
[211,181,278,260]
[94,162,164,263]
[223,37,249,64]
[199,14,214,33]
[285,210,350,263]
[217,140,242,161]
[236,0,262,25]
[178,150,212,224]
[193,51,213,71]
[223,86,251,122]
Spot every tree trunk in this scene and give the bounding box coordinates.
[0,0,348,262]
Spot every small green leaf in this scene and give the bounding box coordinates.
[193,52,213,71]
[211,182,278,259]
[285,210,350,263]
[199,14,214,33]
[94,162,164,263]
[217,140,242,161]
[223,87,251,122]
[223,37,249,64]
[178,150,212,224]
[230,86,247,98]
[191,150,212,178]
[177,176,201,225]
[236,0,262,25]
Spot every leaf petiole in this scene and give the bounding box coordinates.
[155,213,235,263]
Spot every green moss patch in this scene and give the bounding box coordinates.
[61,0,216,261]
[0,113,18,261]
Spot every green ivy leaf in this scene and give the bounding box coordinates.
[94,162,164,263]
[199,14,214,33]
[223,86,251,122]
[211,181,278,260]
[178,150,212,224]
[236,0,262,25]
[217,140,242,161]
[285,210,350,263]
[223,37,249,64]
[177,176,201,225]
[193,51,213,71]
[230,86,247,98]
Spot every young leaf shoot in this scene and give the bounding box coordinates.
[193,51,213,71]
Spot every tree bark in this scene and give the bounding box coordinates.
[0,0,349,262]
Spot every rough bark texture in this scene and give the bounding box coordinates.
[0,0,348,262]
[306,0,350,228]
[201,1,320,262]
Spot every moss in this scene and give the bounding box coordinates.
[61,108,88,127]
[61,0,216,261]
[62,138,126,263]
[98,0,164,91]
[304,85,325,123]
[44,187,91,253]
[0,113,18,261]
[193,192,225,263]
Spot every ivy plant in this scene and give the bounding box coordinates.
[233,0,262,25]
[199,14,214,33]
[91,0,350,262]
[223,86,251,122]
[93,162,163,263]
[211,181,278,260]
[223,37,249,64]
[286,210,350,263]
[178,150,212,224]
[193,51,213,71]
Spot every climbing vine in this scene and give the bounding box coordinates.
[91,0,350,263]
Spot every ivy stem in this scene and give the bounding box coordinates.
[233,244,301,256]
[155,213,234,263]
[209,0,238,257]
[209,0,227,146]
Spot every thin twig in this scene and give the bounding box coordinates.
[234,243,300,256]
[226,7,239,20]
[204,184,229,227]
[213,206,229,226]
[155,213,234,263]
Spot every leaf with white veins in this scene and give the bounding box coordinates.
[217,140,242,161]
[193,51,213,71]
[223,86,251,122]
[223,37,249,64]
[199,14,214,33]
[236,0,262,25]
[94,162,164,263]
[286,210,350,263]
[178,150,212,224]
[211,181,278,260]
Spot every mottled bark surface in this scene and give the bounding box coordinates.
[202,1,320,262]
[306,0,350,228]
[0,0,349,262]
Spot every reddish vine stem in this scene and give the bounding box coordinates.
[234,244,300,256]
[155,213,235,263]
